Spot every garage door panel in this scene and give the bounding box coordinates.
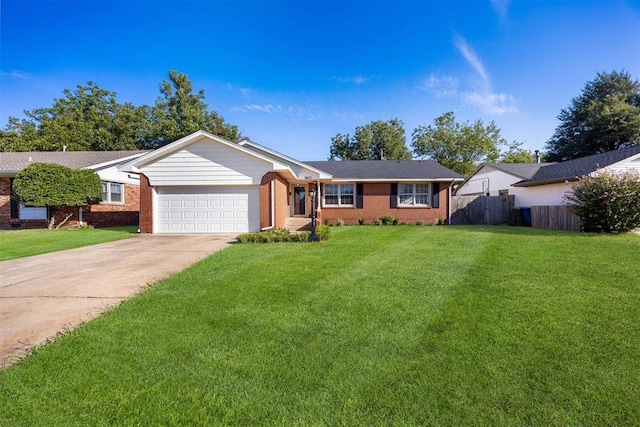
[156,187,259,234]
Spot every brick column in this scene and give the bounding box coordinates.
[139,174,153,233]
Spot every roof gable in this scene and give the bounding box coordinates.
[484,163,553,179]
[119,131,290,173]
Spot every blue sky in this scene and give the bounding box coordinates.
[1,0,639,160]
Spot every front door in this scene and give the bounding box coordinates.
[293,186,306,216]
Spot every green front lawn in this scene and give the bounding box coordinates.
[1,226,639,425]
[0,226,138,261]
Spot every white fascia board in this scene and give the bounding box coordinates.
[239,140,332,179]
[118,130,289,172]
[324,178,464,183]
[87,153,148,171]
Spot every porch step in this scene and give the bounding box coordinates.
[284,218,312,233]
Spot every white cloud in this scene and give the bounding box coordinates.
[231,103,319,121]
[417,35,518,115]
[332,74,370,85]
[490,0,510,21]
[419,73,459,97]
[239,87,252,96]
[454,35,489,84]
[0,70,30,79]
[461,92,517,114]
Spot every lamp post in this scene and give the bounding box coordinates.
[308,189,320,242]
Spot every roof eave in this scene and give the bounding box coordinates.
[513,177,578,187]
[323,177,464,183]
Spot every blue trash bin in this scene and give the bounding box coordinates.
[521,208,532,227]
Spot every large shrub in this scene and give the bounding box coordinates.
[565,170,640,233]
[13,162,103,229]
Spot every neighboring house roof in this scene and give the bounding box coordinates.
[304,160,464,181]
[482,162,553,179]
[0,150,148,175]
[513,145,640,187]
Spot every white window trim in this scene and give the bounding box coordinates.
[323,183,355,207]
[398,183,431,207]
[102,181,125,204]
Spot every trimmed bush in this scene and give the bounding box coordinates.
[236,228,329,243]
[565,170,640,233]
[381,215,397,226]
[315,225,331,241]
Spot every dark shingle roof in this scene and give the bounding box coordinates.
[485,162,553,179]
[514,145,640,187]
[304,160,464,180]
[0,151,148,175]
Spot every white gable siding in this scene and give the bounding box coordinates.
[456,167,521,196]
[140,139,273,186]
[605,155,640,174]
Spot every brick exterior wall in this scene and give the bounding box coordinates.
[320,182,451,226]
[260,172,290,230]
[0,178,11,227]
[139,174,153,234]
[0,177,140,230]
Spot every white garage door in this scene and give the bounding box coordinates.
[156,187,260,233]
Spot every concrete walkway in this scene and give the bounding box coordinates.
[0,234,234,367]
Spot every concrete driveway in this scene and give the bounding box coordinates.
[0,234,234,367]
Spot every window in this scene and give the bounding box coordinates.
[19,205,47,220]
[102,181,124,203]
[324,184,355,206]
[398,183,430,207]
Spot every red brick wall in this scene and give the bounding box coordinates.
[0,178,11,226]
[139,174,153,234]
[274,175,289,229]
[320,182,451,225]
[83,183,139,227]
[260,172,290,229]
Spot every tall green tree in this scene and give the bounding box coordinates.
[12,163,102,229]
[411,112,504,176]
[499,141,537,163]
[0,82,148,151]
[148,70,239,148]
[545,70,640,161]
[329,119,412,160]
[0,117,39,151]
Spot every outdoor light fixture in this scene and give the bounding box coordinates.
[308,189,320,242]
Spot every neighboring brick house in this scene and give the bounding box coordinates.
[0,151,147,229]
[118,131,464,234]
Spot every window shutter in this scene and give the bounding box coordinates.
[432,182,440,208]
[390,183,398,208]
[356,183,364,209]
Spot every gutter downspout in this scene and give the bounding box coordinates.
[447,182,454,225]
[261,179,275,231]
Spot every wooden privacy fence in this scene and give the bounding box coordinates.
[531,205,581,231]
[451,195,515,225]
